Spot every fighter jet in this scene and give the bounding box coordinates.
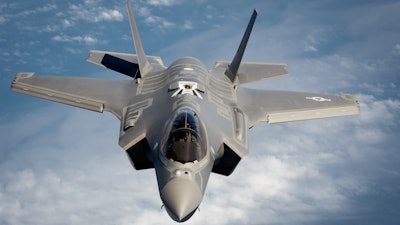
[11,0,360,222]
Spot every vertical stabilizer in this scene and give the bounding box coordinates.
[126,0,152,77]
[225,9,257,83]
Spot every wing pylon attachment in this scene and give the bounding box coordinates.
[225,9,258,83]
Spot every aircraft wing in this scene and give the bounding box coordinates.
[238,88,360,127]
[11,72,136,119]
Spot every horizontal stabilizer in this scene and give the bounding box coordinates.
[102,54,140,78]
[213,61,288,84]
[87,50,165,78]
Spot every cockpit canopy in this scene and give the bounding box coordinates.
[163,110,206,164]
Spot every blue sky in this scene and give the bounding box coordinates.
[1,0,400,224]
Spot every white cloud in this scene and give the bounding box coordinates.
[62,19,73,28]
[38,4,57,12]
[51,34,99,45]
[17,3,57,17]
[68,4,123,23]
[5,169,36,192]
[0,16,6,24]
[146,0,181,6]
[356,95,400,127]
[83,0,100,5]
[0,107,162,224]
[43,24,60,32]
[98,9,123,21]
[304,34,319,52]
[393,43,400,55]
[134,5,177,31]
[182,20,193,30]
[136,6,151,17]
[145,15,175,30]
[304,45,318,52]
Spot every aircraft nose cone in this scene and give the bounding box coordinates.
[161,178,202,222]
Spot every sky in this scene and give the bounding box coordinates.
[1,0,400,224]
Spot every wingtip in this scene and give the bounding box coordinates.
[15,72,35,79]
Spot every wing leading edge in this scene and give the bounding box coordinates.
[238,88,360,128]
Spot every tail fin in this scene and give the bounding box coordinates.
[225,9,257,83]
[126,0,152,77]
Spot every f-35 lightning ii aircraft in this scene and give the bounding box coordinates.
[11,0,360,222]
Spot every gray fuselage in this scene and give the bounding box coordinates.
[135,57,234,221]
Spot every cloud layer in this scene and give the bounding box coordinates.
[1,94,398,225]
